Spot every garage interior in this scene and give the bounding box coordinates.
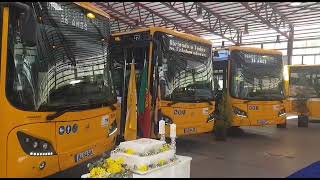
[1,2,320,178]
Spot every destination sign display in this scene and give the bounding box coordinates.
[168,37,210,58]
[45,2,108,34]
[233,51,281,65]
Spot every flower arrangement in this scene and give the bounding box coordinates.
[133,155,178,173]
[87,157,132,178]
[126,149,136,155]
[113,143,173,157]
[157,159,168,166]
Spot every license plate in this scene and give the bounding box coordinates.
[258,120,269,125]
[184,128,197,134]
[75,149,94,162]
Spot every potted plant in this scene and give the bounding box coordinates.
[214,90,233,141]
[295,88,309,128]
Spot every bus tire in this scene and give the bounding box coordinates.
[276,122,287,128]
[298,115,308,128]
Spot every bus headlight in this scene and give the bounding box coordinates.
[17,131,56,156]
[278,108,286,117]
[109,121,118,136]
[159,115,173,125]
[233,107,248,118]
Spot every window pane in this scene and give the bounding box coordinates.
[293,40,307,48]
[303,56,315,65]
[292,56,302,65]
[316,56,320,64]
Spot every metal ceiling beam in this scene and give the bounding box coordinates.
[198,2,240,33]
[241,2,290,38]
[286,2,319,16]
[161,2,237,44]
[267,3,293,27]
[96,2,148,29]
[107,13,134,32]
[134,2,200,36]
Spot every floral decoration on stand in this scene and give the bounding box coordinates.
[87,157,132,178]
[113,143,173,156]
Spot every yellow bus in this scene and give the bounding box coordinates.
[212,47,287,128]
[110,27,215,137]
[0,2,119,177]
[285,64,320,125]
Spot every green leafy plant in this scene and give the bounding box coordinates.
[294,88,309,116]
[214,90,233,140]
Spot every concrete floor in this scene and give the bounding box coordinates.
[50,118,320,178]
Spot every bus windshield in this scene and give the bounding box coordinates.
[6,2,116,111]
[289,66,320,98]
[157,32,214,102]
[230,50,284,101]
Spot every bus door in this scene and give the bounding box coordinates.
[110,32,152,138]
[212,60,228,109]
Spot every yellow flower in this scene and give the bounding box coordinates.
[107,163,123,174]
[106,158,115,165]
[160,144,171,152]
[126,149,136,155]
[90,167,107,178]
[115,158,125,165]
[158,160,167,166]
[138,165,148,172]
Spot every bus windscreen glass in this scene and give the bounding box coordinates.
[230,50,285,101]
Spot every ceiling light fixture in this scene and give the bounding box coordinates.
[69,79,82,85]
[86,12,95,19]
[276,35,280,43]
[290,2,302,6]
[196,6,204,22]
[244,23,249,34]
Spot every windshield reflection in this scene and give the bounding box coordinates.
[230,50,285,101]
[157,32,214,102]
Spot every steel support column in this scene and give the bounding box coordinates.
[287,25,294,65]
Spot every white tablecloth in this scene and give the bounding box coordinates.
[81,155,192,178]
[133,155,192,178]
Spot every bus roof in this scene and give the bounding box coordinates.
[215,46,282,55]
[112,27,212,46]
[74,2,110,19]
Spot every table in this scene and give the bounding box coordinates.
[81,155,192,178]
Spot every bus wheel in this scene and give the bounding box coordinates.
[277,122,287,128]
[298,115,309,128]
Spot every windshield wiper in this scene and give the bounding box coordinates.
[46,98,117,121]
[46,105,86,121]
[195,98,214,105]
[167,101,180,107]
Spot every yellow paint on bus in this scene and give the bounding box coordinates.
[0,3,119,177]
[111,27,215,137]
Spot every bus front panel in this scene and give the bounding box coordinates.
[153,30,215,136]
[1,2,118,177]
[288,65,320,120]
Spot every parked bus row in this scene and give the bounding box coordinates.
[1,2,318,178]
